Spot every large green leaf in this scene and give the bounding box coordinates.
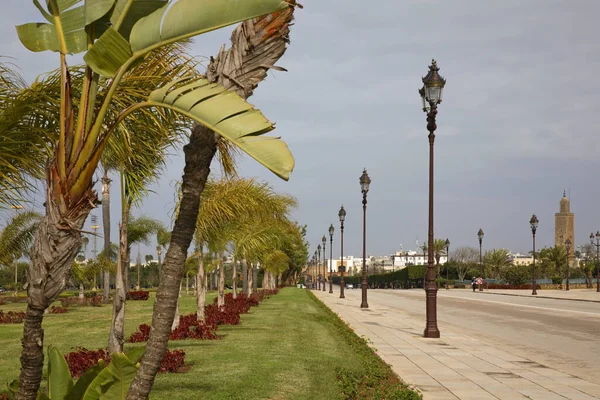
[147,78,294,180]
[84,353,138,400]
[110,0,167,39]
[47,346,74,400]
[16,0,87,54]
[85,0,115,25]
[84,26,132,76]
[129,0,289,53]
[65,360,105,400]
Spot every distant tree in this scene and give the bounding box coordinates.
[483,249,512,279]
[450,247,479,281]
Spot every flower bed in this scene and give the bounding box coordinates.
[0,310,26,324]
[65,347,186,377]
[486,283,540,290]
[126,290,150,301]
[129,289,279,343]
[49,306,68,314]
[60,295,103,308]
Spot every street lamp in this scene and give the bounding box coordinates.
[339,206,346,299]
[420,59,446,338]
[445,238,450,290]
[565,238,571,291]
[530,214,538,295]
[313,250,318,290]
[329,224,334,293]
[317,244,322,291]
[322,235,327,292]
[477,228,484,291]
[590,231,600,292]
[360,168,371,308]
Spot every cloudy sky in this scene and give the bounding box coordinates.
[3,0,600,260]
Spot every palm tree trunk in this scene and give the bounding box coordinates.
[172,283,181,330]
[108,222,127,353]
[232,258,237,299]
[18,194,93,399]
[196,252,206,322]
[102,171,111,303]
[247,263,254,296]
[218,252,225,308]
[127,126,218,399]
[108,175,130,354]
[128,4,297,397]
[252,265,258,294]
[241,259,248,295]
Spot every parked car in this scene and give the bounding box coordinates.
[0,287,5,293]
[297,283,306,289]
[345,284,353,289]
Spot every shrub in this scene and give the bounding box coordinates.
[0,310,26,324]
[65,347,186,378]
[83,290,98,298]
[0,299,5,306]
[126,291,150,301]
[60,295,103,308]
[160,349,186,373]
[65,348,109,378]
[551,276,563,285]
[129,324,152,343]
[49,306,68,314]
[170,314,220,340]
[487,283,540,290]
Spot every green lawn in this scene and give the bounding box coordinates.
[0,288,419,399]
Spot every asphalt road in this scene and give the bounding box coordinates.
[359,288,600,383]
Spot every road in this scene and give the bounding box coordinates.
[358,288,600,384]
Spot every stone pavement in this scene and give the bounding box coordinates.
[313,288,600,400]
[479,289,600,303]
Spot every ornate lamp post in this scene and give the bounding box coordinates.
[329,224,334,293]
[360,168,371,308]
[339,206,346,299]
[565,239,571,291]
[322,235,327,292]
[419,59,446,338]
[317,244,322,290]
[477,228,484,291]
[445,238,450,290]
[530,214,538,295]
[591,232,600,292]
[313,250,318,289]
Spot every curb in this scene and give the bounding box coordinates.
[477,291,600,304]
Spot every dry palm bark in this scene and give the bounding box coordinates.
[128,4,299,398]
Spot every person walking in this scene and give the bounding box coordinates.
[471,277,476,292]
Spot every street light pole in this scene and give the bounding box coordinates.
[477,228,484,291]
[329,224,334,293]
[360,169,371,309]
[420,59,446,339]
[565,239,571,291]
[322,236,327,292]
[317,244,322,291]
[313,251,318,290]
[339,206,346,299]
[445,238,450,290]
[530,214,538,295]
[590,232,600,292]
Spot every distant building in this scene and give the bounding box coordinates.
[510,253,533,266]
[391,250,447,269]
[555,191,574,259]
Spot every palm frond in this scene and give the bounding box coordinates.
[0,211,42,266]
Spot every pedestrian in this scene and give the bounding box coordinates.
[471,277,476,292]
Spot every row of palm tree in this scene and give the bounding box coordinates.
[2,1,300,398]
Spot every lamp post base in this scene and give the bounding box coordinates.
[424,285,440,338]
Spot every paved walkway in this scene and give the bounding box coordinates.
[479,289,600,303]
[313,288,600,400]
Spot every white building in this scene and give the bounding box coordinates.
[391,250,447,269]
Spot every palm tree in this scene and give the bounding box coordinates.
[423,238,448,279]
[483,249,513,279]
[0,61,51,209]
[0,211,41,293]
[108,215,165,353]
[540,246,568,280]
[14,2,294,396]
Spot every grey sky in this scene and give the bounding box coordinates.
[2,0,600,260]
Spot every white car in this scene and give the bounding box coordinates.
[346,284,353,289]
